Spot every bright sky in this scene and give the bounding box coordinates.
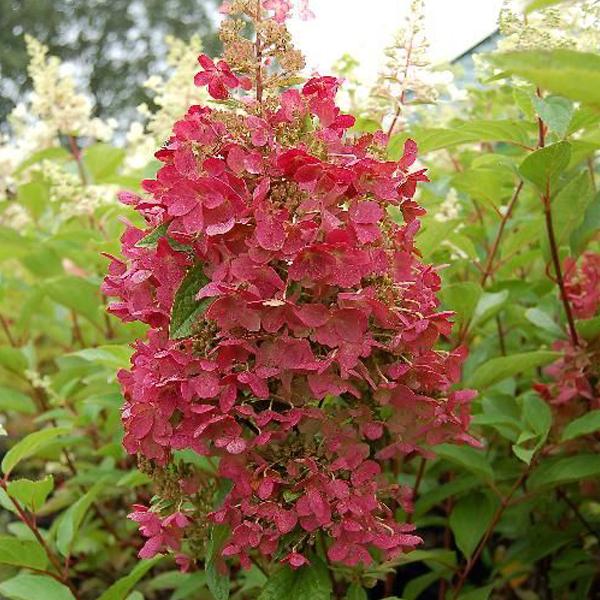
[287,0,505,84]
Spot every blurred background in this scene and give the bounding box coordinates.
[0,0,508,125]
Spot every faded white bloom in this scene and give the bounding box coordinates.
[435,188,460,222]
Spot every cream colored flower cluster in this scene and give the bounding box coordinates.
[125,35,207,169]
[24,36,116,140]
[499,0,600,52]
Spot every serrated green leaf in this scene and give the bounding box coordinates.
[170,263,212,339]
[491,50,600,106]
[135,223,169,248]
[7,476,54,512]
[519,141,571,194]
[45,276,103,327]
[0,536,48,570]
[2,427,69,476]
[450,493,496,558]
[472,290,509,328]
[467,351,560,389]
[561,410,600,442]
[532,96,573,138]
[98,557,162,600]
[257,556,331,600]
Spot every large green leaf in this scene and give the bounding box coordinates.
[491,50,600,106]
[0,536,48,570]
[519,141,571,194]
[45,276,103,327]
[561,411,600,443]
[83,143,125,183]
[467,351,560,389]
[2,427,69,476]
[7,476,54,513]
[442,282,482,328]
[450,492,496,558]
[434,445,494,482]
[257,556,331,600]
[529,454,600,489]
[0,347,28,375]
[68,345,133,370]
[170,263,212,339]
[0,573,75,600]
[0,386,35,414]
[98,557,162,600]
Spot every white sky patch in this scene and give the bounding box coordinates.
[287,0,505,84]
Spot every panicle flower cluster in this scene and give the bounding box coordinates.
[535,253,600,411]
[369,0,450,134]
[498,0,600,53]
[24,36,116,140]
[104,2,475,570]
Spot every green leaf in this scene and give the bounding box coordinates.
[0,573,75,600]
[56,480,104,556]
[435,445,494,482]
[519,141,571,194]
[442,282,482,328]
[170,263,212,339]
[68,345,133,370]
[206,525,230,600]
[467,351,560,389]
[513,394,552,464]
[524,308,565,338]
[83,143,125,183]
[532,96,573,138]
[45,276,103,327]
[98,557,162,600]
[0,536,48,570]
[257,556,332,600]
[135,223,169,248]
[561,410,600,442]
[472,290,509,328]
[2,427,69,476]
[0,386,35,414]
[529,454,600,489]
[7,476,54,512]
[345,583,368,600]
[450,492,496,558]
[577,316,600,341]
[390,120,534,156]
[0,347,28,375]
[490,50,600,106]
[548,172,592,253]
[458,584,495,600]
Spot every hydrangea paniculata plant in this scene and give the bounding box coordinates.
[103,0,476,571]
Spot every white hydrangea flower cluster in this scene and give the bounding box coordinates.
[24,36,117,141]
[125,35,207,169]
[498,0,600,52]
[434,187,461,222]
[41,160,117,220]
